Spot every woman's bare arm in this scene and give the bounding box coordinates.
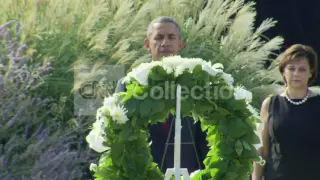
[252,97,271,180]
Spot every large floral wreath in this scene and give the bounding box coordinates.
[86,56,264,180]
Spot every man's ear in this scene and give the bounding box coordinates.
[144,39,150,52]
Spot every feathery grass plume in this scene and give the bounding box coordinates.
[0,0,284,119]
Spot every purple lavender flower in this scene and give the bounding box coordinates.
[16,44,27,57]
[33,123,44,137]
[1,156,9,169]
[25,122,31,140]
[1,21,97,180]
[15,22,20,36]
[0,21,16,38]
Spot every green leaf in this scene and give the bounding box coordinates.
[231,99,247,111]
[176,71,195,86]
[216,107,230,116]
[125,99,139,117]
[193,64,202,74]
[202,118,219,125]
[206,154,228,172]
[201,122,209,132]
[242,132,260,144]
[152,99,166,114]
[181,98,193,116]
[219,141,233,155]
[149,66,166,81]
[224,172,239,180]
[147,163,164,180]
[205,97,218,109]
[235,140,244,156]
[111,143,125,165]
[242,140,252,150]
[119,124,133,142]
[128,132,138,141]
[133,84,148,96]
[139,98,153,117]
[208,112,227,121]
[131,116,137,127]
[221,118,249,138]
[241,148,260,161]
[195,101,214,112]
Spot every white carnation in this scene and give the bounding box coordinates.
[222,73,234,86]
[103,94,118,109]
[202,63,218,76]
[86,129,109,153]
[86,107,110,153]
[183,58,204,73]
[89,163,98,172]
[174,65,186,77]
[234,86,252,103]
[173,57,204,77]
[212,63,224,70]
[109,104,129,124]
[162,55,185,74]
[122,61,162,85]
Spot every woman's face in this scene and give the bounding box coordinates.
[283,57,312,89]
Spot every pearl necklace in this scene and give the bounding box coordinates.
[285,89,309,105]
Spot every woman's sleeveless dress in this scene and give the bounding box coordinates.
[264,94,320,180]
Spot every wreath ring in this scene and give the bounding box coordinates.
[86,56,264,180]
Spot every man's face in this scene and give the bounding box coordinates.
[144,23,184,60]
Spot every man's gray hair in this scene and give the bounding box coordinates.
[147,16,182,39]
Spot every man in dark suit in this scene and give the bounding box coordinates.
[115,16,209,173]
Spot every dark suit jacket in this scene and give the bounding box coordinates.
[115,79,209,173]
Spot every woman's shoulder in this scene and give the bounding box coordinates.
[262,94,280,105]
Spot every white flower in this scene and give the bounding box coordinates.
[183,58,204,72]
[173,57,205,77]
[190,169,201,178]
[221,73,234,86]
[103,94,118,109]
[174,65,186,77]
[89,163,98,172]
[87,107,110,153]
[86,129,110,153]
[92,116,107,133]
[162,55,185,74]
[202,63,218,76]
[234,86,252,103]
[122,61,162,85]
[109,104,129,124]
[96,107,108,128]
[212,63,224,70]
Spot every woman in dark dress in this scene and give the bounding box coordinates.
[252,44,320,180]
